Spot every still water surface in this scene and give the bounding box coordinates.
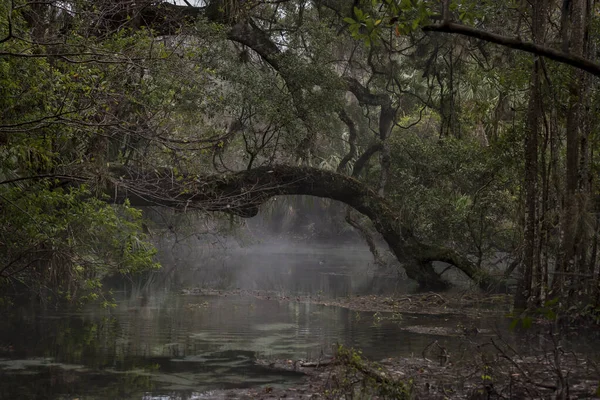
[0,246,500,399]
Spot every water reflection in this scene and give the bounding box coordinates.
[0,290,491,400]
[0,245,490,399]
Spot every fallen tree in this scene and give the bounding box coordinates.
[106,164,502,291]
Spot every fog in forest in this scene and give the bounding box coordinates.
[142,196,417,297]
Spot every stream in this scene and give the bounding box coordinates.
[0,245,557,399]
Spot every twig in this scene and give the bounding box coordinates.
[491,338,557,391]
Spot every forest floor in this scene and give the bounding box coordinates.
[214,350,599,399]
[181,289,600,399]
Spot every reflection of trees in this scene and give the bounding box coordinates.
[0,366,158,400]
[0,313,160,399]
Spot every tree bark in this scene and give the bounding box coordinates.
[337,110,358,174]
[554,0,586,297]
[516,0,545,310]
[352,143,383,177]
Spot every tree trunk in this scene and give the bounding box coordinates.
[516,0,545,310]
[554,0,586,298]
[105,165,502,290]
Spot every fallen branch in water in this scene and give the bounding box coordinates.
[334,345,408,390]
[300,359,334,368]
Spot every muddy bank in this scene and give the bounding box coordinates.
[204,340,599,399]
[181,288,514,316]
[179,289,598,399]
[198,350,599,399]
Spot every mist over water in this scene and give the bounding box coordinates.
[156,242,412,297]
[148,196,416,296]
[0,287,494,400]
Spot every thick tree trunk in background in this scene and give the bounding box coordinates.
[516,0,545,310]
[518,64,540,309]
[576,0,595,297]
[105,165,501,290]
[554,0,586,298]
[538,90,550,302]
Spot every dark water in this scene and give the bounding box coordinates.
[0,246,508,399]
[1,293,491,399]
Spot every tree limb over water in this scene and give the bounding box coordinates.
[20,1,505,291]
[107,164,501,291]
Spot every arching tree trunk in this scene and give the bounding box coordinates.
[106,165,502,291]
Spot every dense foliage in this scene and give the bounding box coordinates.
[1,0,600,317]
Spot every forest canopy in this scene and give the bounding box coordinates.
[1,0,600,317]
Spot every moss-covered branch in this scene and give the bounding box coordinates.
[107,164,501,290]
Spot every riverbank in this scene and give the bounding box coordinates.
[180,289,599,399]
[181,288,514,316]
[209,344,599,399]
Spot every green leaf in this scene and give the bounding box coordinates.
[400,0,412,11]
[353,6,364,20]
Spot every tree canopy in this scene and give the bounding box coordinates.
[1,0,600,316]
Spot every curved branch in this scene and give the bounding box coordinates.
[344,77,390,106]
[345,208,389,267]
[337,109,358,173]
[422,22,600,77]
[106,164,500,290]
[352,142,383,177]
[228,20,282,69]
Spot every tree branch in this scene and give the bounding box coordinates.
[422,22,600,77]
[352,142,383,177]
[101,164,500,290]
[337,109,358,173]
